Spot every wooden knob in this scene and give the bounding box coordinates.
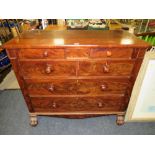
[45,64,53,74]
[43,51,48,57]
[48,84,54,92]
[107,51,112,57]
[103,63,109,73]
[98,102,103,108]
[52,102,57,108]
[101,84,107,90]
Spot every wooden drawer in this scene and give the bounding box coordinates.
[77,78,130,95]
[31,95,125,112]
[66,48,90,59]
[19,61,76,78]
[79,60,134,76]
[18,49,65,59]
[25,78,130,96]
[90,48,133,58]
[26,79,77,95]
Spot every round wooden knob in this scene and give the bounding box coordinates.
[52,102,57,108]
[101,84,106,90]
[48,84,54,92]
[43,51,48,57]
[45,64,53,74]
[107,51,112,57]
[103,64,109,73]
[98,102,103,108]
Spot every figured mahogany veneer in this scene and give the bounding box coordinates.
[25,78,130,96]
[20,60,77,77]
[31,95,125,112]
[19,48,65,59]
[3,30,150,126]
[90,48,133,58]
[78,60,135,76]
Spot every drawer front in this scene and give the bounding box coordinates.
[77,79,130,95]
[66,48,90,59]
[26,79,77,95]
[91,48,133,58]
[25,78,129,96]
[18,49,65,59]
[79,60,134,76]
[20,61,77,77]
[31,96,125,112]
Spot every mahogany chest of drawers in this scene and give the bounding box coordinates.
[3,30,150,126]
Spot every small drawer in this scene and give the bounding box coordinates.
[79,60,134,76]
[26,79,77,95]
[66,48,90,59]
[31,95,125,112]
[18,48,65,59]
[19,60,77,78]
[90,48,133,58]
[77,78,130,95]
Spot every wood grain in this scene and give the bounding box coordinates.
[3,30,150,125]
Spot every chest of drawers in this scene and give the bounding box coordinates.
[3,30,150,126]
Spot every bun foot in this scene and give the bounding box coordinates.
[116,114,125,125]
[30,114,38,126]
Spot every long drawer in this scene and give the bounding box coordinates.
[19,60,134,78]
[31,95,125,112]
[25,78,130,96]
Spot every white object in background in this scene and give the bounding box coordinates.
[57,19,66,25]
[128,27,135,34]
[0,70,20,90]
[42,19,48,30]
[125,51,155,121]
[150,46,155,52]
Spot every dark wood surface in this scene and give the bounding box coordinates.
[3,30,150,49]
[3,30,151,126]
[30,95,125,112]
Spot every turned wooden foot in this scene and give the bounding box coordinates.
[116,114,125,125]
[29,114,38,126]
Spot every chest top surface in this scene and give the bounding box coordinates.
[3,30,150,49]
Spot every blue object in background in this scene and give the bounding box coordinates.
[0,50,7,59]
[0,49,10,68]
[0,57,10,67]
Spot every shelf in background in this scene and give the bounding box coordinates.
[136,31,155,36]
[0,55,7,61]
[0,64,11,73]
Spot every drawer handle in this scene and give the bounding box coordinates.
[45,64,53,74]
[43,51,48,57]
[103,62,109,73]
[51,102,57,108]
[98,102,103,108]
[107,51,112,57]
[48,84,54,92]
[101,84,107,91]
